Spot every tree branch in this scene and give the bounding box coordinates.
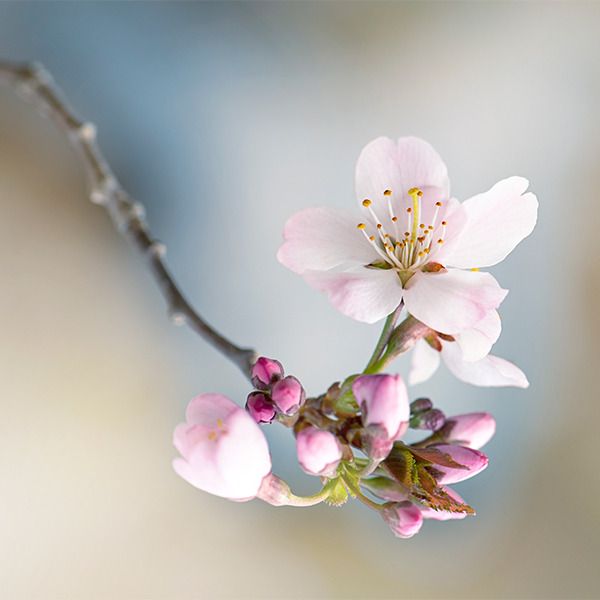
[0,60,257,378]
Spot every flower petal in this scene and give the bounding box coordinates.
[303,267,403,324]
[409,339,441,385]
[403,269,507,334]
[454,309,502,362]
[277,207,378,274]
[355,136,449,225]
[445,176,538,269]
[442,343,529,388]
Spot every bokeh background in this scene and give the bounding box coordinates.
[0,2,598,598]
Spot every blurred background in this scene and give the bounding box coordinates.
[0,2,598,598]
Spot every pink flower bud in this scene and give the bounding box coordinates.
[251,356,284,390]
[443,413,496,449]
[296,426,342,477]
[429,444,489,484]
[352,374,410,439]
[173,393,272,501]
[246,392,276,424]
[381,502,423,539]
[271,376,305,415]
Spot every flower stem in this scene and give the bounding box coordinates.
[364,315,431,374]
[0,60,257,379]
[364,301,404,373]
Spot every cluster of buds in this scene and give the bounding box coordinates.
[173,357,496,538]
[246,357,305,423]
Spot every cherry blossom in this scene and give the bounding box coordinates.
[278,137,537,332]
[173,394,272,501]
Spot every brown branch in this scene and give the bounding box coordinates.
[0,60,257,378]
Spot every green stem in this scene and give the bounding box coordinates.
[364,301,404,373]
[364,315,431,374]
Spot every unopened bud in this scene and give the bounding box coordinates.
[296,426,342,477]
[429,444,489,484]
[272,376,305,415]
[442,413,496,449]
[381,502,423,539]
[352,374,410,440]
[251,356,284,390]
[410,397,433,414]
[410,408,446,431]
[246,392,276,424]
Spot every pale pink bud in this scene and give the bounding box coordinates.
[246,392,276,424]
[173,393,272,501]
[296,426,342,477]
[352,374,410,439]
[381,502,423,539]
[443,413,496,449]
[251,356,284,390]
[271,376,305,415]
[430,444,489,484]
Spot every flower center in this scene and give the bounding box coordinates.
[356,187,447,275]
[207,418,227,441]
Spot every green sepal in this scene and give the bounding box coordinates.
[322,477,349,507]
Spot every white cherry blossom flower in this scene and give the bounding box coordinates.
[278,137,538,334]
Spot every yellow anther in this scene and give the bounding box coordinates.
[437,238,444,244]
[362,199,372,207]
[369,235,375,241]
[419,223,425,229]
[383,189,392,196]
[216,418,224,428]
[391,216,398,222]
[406,207,412,213]
[208,431,217,441]
[357,223,366,230]
[471,267,480,272]
[435,201,442,207]
[384,233,390,238]
[376,223,383,229]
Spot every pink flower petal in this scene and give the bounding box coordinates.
[454,309,502,362]
[173,394,272,501]
[446,176,538,269]
[403,269,507,334]
[409,339,441,385]
[277,207,378,274]
[304,267,403,324]
[355,137,450,227]
[442,343,529,388]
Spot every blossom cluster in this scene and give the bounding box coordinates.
[172,137,537,538]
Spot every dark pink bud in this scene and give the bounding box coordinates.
[271,376,305,415]
[381,502,423,539]
[246,392,276,424]
[251,356,284,390]
[411,408,446,431]
[410,398,433,414]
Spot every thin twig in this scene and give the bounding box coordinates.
[0,60,257,378]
